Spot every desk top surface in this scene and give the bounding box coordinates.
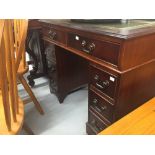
[39,19,155,39]
[99,97,155,135]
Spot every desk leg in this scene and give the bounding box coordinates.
[26,29,47,87]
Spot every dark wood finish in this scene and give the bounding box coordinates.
[115,60,155,120]
[119,34,155,70]
[26,20,47,87]
[55,46,89,103]
[42,26,66,45]
[89,89,114,123]
[39,20,155,71]
[44,43,57,94]
[89,64,118,100]
[44,41,89,103]
[68,32,120,66]
[39,20,155,39]
[33,19,155,134]
[86,109,109,134]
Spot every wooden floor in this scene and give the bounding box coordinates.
[99,97,155,135]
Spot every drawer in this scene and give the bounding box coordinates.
[89,90,114,123]
[67,33,120,65]
[90,65,117,99]
[42,27,66,45]
[88,109,109,134]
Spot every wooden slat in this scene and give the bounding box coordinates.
[0,20,5,90]
[14,19,29,72]
[0,20,11,131]
[15,20,28,71]
[8,20,19,114]
[3,20,17,121]
[99,97,155,135]
[13,20,18,56]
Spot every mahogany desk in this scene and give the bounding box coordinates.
[27,20,155,135]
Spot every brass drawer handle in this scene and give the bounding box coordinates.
[81,42,95,54]
[95,80,109,90]
[95,106,102,113]
[81,40,87,47]
[96,83,105,89]
[92,98,107,113]
[101,105,107,111]
[48,30,57,40]
[92,99,101,112]
[88,42,95,51]
[93,98,98,104]
[94,74,99,80]
[48,30,53,35]
[95,105,107,113]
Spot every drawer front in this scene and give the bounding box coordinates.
[88,109,109,134]
[67,33,120,65]
[42,27,66,45]
[90,65,117,99]
[89,90,114,123]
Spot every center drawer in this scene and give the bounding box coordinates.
[90,65,118,100]
[67,33,120,66]
[42,26,66,45]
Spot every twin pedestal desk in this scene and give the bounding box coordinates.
[28,20,155,134]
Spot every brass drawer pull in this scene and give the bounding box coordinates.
[92,99,101,112]
[92,98,107,113]
[81,40,87,47]
[88,42,95,51]
[101,105,107,111]
[48,30,57,40]
[95,80,109,90]
[96,83,104,89]
[95,105,107,113]
[81,42,95,54]
[95,106,102,113]
[94,74,99,80]
[48,30,53,36]
[93,98,98,104]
